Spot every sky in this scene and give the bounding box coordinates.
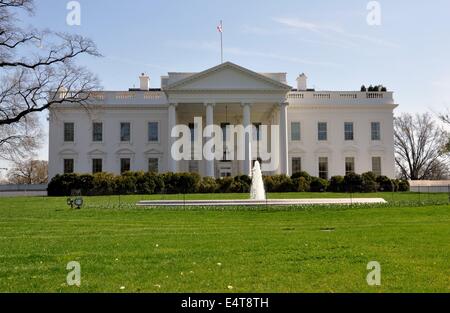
[2,0,450,173]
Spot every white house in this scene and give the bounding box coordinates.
[48,62,398,180]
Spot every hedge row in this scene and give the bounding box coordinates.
[48,171,409,196]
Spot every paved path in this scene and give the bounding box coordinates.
[137,198,387,207]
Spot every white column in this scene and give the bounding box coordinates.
[279,102,289,175]
[167,103,178,173]
[242,102,252,176]
[205,102,215,177]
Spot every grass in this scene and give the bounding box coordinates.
[0,192,449,293]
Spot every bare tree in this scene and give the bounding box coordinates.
[7,159,47,184]
[394,113,449,180]
[0,0,100,160]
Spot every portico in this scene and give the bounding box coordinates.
[163,62,292,177]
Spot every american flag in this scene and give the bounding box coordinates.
[217,21,223,33]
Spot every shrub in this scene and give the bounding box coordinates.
[329,176,345,192]
[163,172,200,194]
[77,174,94,195]
[397,179,410,192]
[361,172,379,193]
[344,173,363,192]
[115,172,137,195]
[135,171,161,194]
[92,172,116,195]
[310,177,329,192]
[216,177,233,193]
[198,177,218,193]
[291,171,312,183]
[264,175,294,192]
[229,175,251,193]
[48,174,78,196]
[377,175,394,192]
[292,177,310,192]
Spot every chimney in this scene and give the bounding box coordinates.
[296,73,308,91]
[139,73,150,90]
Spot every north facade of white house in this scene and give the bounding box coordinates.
[48,62,398,180]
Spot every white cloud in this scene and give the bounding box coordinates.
[272,17,400,49]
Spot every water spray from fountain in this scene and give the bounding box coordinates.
[250,161,266,200]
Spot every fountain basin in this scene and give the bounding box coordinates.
[136,198,387,207]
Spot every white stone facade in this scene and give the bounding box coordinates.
[48,62,398,180]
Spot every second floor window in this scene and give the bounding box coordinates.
[371,122,381,141]
[291,122,301,141]
[318,122,327,141]
[148,122,159,142]
[120,122,131,142]
[344,122,354,141]
[64,122,74,142]
[92,122,103,142]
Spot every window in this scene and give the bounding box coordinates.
[253,123,262,141]
[318,122,327,141]
[345,157,355,175]
[92,122,103,142]
[318,157,329,180]
[291,122,301,141]
[64,159,74,174]
[120,158,131,174]
[372,157,382,176]
[371,122,381,141]
[64,122,74,142]
[148,158,159,173]
[292,157,302,174]
[92,159,102,174]
[188,160,199,173]
[148,122,159,142]
[188,123,196,143]
[221,123,231,161]
[344,122,354,141]
[120,122,131,142]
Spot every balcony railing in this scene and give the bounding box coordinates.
[56,91,168,106]
[287,91,394,105]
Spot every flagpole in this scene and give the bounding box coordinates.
[220,20,223,63]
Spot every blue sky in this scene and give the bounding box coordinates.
[6,0,450,165]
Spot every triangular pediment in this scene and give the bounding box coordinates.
[87,149,106,156]
[165,62,291,91]
[144,148,163,155]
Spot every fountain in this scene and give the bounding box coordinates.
[250,161,266,200]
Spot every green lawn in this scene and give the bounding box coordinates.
[0,193,449,292]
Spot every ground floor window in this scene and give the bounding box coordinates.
[92,158,103,174]
[372,157,382,176]
[63,159,74,174]
[148,158,159,173]
[292,157,302,174]
[345,157,355,175]
[120,158,131,174]
[318,157,329,180]
[188,160,199,173]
